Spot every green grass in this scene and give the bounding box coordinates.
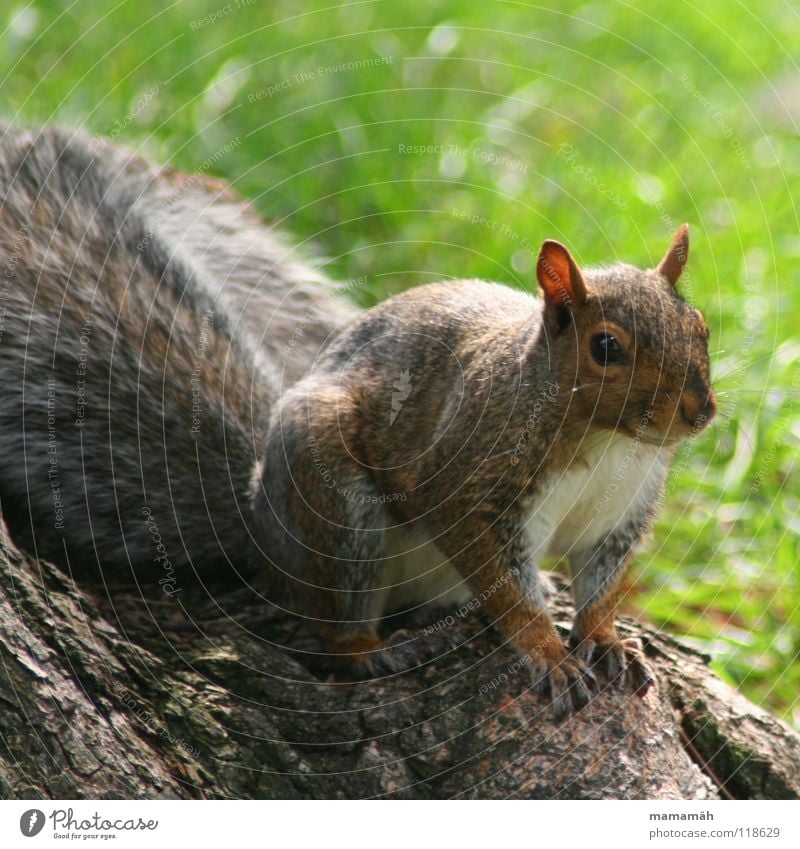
[2,0,798,723]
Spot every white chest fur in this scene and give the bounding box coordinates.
[376,432,669,617]
[378,522,471,616]
[524,432,670,559]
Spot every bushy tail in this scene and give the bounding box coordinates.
[135,161,359,387]
[76,130,360,387]
[0,124,356,586]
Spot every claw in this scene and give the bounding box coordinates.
[569,672,594,709]
[570,635,657,696]
[604,642,628,681]
[525,657,550,696]
[634,668,656,697]
[572,637,596,664]
[363,625,461,675]
[524,652,596,715]
[622,638,656,697]
[581,664,599,691]
[547,667,572,717]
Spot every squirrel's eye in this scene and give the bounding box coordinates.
[590,332,625,366]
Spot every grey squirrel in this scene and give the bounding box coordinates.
[0,125,715,714]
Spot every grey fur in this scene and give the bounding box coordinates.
[569,512,650,619]
[249,240,714,700]
[0,124,356,586]
[0,125,709,707]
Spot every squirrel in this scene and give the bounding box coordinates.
[253,224,716,713]
[0,125,715,715]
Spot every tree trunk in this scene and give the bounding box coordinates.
[1,518,797,800]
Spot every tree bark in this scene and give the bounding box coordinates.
[1,519,798,800]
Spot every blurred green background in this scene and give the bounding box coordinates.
[1,0,798,723]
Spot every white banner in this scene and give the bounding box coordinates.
[0,799,798,848]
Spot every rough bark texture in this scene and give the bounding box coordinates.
[1,518,798,800]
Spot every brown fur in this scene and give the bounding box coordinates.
[255,226,715,713]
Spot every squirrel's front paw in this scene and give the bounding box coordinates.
[525,649,597,716]
[571,636,655,696]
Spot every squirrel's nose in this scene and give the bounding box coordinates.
[680,388,716,431]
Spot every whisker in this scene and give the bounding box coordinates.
[714,359,773,383]
[712,342,797,382]
[715,389,776,396]
[567,382,607,393]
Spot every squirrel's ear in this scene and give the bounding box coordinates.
[657,223,690,286]
[536,240,587,322]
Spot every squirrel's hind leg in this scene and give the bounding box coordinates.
[319,623,455,678]
[256,386,447,679]
[306,504,460,678]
